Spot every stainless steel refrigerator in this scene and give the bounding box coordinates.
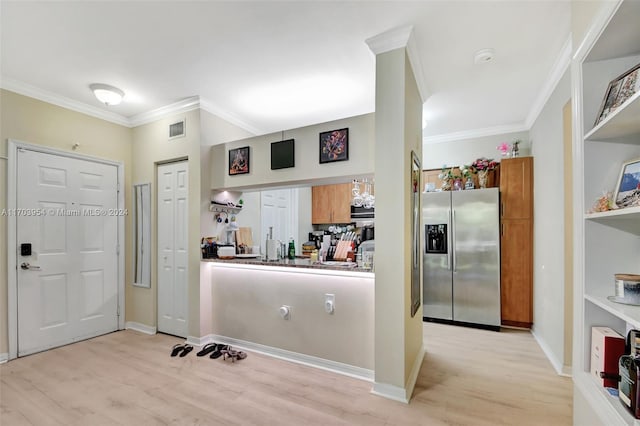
[422,187,500,329]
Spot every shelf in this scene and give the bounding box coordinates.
[209,204,242,214]
[575,371,639,426]
[586,91,640,142]
[585,292,640,330]
[585,206,640,235]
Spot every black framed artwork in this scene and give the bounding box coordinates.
[229,146,250,175]
[271,139,295,170]
[319,128,349,164]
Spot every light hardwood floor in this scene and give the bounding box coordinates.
[0,323,572,425]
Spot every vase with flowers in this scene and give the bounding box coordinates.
[460,164,474,189]
[470,157,498,189]
[438,166,461,191]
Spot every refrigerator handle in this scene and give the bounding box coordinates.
[447,208,453,271]
[450,208,456,272]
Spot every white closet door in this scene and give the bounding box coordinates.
[157,161,188,337]
[17,149,118,356]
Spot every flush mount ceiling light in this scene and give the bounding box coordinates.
[89,83,125,106]
[474,48,495,64]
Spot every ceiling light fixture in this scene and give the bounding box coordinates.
[90,83,125,106]
[474,48,495,64]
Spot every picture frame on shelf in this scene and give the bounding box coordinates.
[229,146,250,175]
[614,157,640,208]
[319,128,348,164]
[594,62,640,127]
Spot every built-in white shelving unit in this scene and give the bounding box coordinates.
[573,1,640,424]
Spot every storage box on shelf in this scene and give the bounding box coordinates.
[573,1,640,424]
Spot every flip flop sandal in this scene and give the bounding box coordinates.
[180,344,194,357]
[196,343,218,357]
[236,351,247,361]
[210,344,229,359]
[171,343,186,357]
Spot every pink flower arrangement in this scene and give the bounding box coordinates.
[471,157,498,172]
[497,142,510,156]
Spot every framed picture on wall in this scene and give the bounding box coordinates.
[229,146,250,175]
[319,128,349,164]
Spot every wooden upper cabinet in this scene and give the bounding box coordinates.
[332,183,353,223]
[500,157,533,219]
[312,183,352,224]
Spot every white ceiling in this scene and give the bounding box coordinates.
[0,1,571,140]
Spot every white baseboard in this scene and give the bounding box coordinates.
[531,328,564,376]
[0,353,8,364]
[371,382,410,403]
[125,322,157,335]
[370,344,425,404]
[201,333,373,382]
[185,335,210,346]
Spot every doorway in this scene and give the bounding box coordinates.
[156,161,189,337]
[7,141,123,358]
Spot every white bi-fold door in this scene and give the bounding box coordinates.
[157,161,189,337]
[16,149,119,356]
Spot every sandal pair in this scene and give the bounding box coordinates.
[170,343,193,357]
[221,346,247,362]
[196,343,228,359]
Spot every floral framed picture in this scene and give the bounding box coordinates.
[594,62,640,127]
[319,128,349,164]
[229,146,250,175]
[614,157,640,208]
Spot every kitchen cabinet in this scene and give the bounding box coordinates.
[312,183,352,224]
[500,157,533,327]
[571,1,640,424]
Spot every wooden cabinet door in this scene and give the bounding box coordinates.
[332,182,353,223]
[500,157,533,219]
[500,218,533,327]
[312,185,333,224]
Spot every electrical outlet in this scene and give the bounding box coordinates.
[324,294,335,314]
[279,305,291,320]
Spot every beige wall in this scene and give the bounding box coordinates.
[373,47,423,395]
[0,89,133,354]
[210,113,375,191]
[130,109,202,337]
[403,53,424,383]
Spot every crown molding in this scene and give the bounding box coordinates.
[423,122,528,144]
[366,25,429,102]
[524,35,572,128]
[1,77,131,127]
[127,96,201,127]
[199,97,263,136]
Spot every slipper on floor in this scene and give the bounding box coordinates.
[210,344,229,359]
[171,343,186,357]
[196,343,218,357]
[221,347,247,362]
[180,344,194,357]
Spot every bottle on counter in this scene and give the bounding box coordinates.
[288,237,295,259]
[310,249,318,263]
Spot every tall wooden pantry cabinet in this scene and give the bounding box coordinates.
[500,157,534,328]
[572,1,640,424]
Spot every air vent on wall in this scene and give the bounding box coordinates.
[169,118,185,140]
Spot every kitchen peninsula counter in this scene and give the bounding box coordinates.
[201,255,375,378]
[202,257,374,275]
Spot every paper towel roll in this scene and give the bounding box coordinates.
[267,239,278,260]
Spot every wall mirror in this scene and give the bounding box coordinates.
[411,151,421,318]
[133,183,151,288]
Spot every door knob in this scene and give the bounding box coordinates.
[20,262,41,270]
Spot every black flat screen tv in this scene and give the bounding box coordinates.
[271,139,295,170]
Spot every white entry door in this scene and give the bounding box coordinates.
[17,149,119,356]
[157,161,188,337]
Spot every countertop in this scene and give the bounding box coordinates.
[202,257,373,273]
